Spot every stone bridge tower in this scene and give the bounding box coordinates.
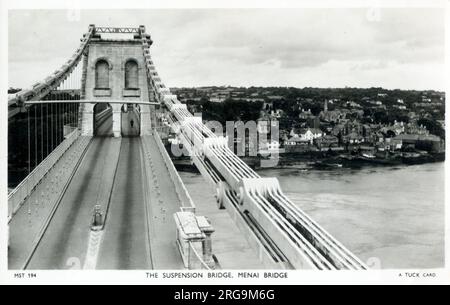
[80,26,153,137]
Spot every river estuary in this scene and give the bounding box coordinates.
[180,162,445,269]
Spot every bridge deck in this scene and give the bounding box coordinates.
[140,134,186,269]
[96,137,151,269]
[26,136,121,269]
[8,135,91,269]
[10,111,186,270]
[96,111,149,270]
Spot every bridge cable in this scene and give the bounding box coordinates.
[60,101,62,143]
[34,105,37,169]
[57,102,60,145]
[27,107,31,223]
[55,102,57,146]
[51,103,54,151]
[58,102,60,145]
[41,103,43,163]
[55,103,57,146]
[33,105,37,218]
[46,102,49,156]
[59,102,61,144]
[63,102,65,138]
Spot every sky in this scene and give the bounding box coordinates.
[8,8,446,91]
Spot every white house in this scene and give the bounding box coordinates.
[290,128,323,143]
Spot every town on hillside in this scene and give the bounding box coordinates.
[170,86,445,168]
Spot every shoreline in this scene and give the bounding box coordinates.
[174,151,445,173]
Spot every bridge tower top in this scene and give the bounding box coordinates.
[80,25,154,137]
[87,24,153,45]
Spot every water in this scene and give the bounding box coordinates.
[180,162,445,269]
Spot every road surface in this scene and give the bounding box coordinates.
[26,117,121,269]
[19,111,185,269]
[96,118,151,269]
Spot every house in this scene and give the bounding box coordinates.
[393,105,407,110]
[290,128,323,143]
[307,116,320,129]
[267,95,284,101]
[299,109,314,120]
[270,109,283,119]
[259,140,281,153]
[320,109,347,123]
[315,135,339,148]
[405,123,429,135]
[392,121,405,135]
[368,100,383,106]
[284,136,313,153]
[377,137,403,151]
[331,123,346,137]
[210,97,225,103]
[394,134,442,152]
[346,101,362,108]
[343,132,365,144]
[246,98,265,103]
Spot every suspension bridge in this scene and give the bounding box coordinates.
[7,25,367,270]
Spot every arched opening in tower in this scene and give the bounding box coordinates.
[93,103,113,136]
[121,103,140,137]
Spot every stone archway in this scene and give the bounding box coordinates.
[121,103,141,137]
[93,103,113,136]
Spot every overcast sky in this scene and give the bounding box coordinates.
[8,8,445,90]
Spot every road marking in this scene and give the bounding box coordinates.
[83,230,104,270]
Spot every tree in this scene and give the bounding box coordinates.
[417,118,445,139]
[8,87,22,94]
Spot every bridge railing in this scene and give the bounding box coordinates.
[95,107,112,127]
[188,242,212,270]
[8,129,81,221]
[174,211,215,270]
[153,131,196,212]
